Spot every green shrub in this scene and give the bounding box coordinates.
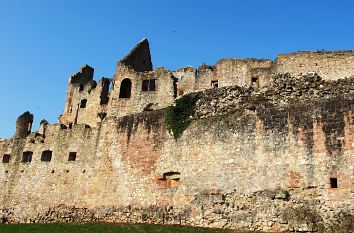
[165,92,201,139]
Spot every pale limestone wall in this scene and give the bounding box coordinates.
[0,90,353,232]
[211,59,272,88]
[172,67,197,97]
[107,65,175,117]
[59,78,110,128]
[58,49,354,130]
[273,50,354,80]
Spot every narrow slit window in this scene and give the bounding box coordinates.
[142,80,149,91]
[41,150,52,162]
[22,151,33,163]
[68,152,77,161]
[330,178,338,188]
[79,84,84,92]
[2,154,10,163]
[149,79,157,91]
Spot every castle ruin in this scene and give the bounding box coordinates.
[0,39,353,232]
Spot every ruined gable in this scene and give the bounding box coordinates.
[119,38,153,72]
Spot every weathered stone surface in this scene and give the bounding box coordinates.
[0,40,353,232]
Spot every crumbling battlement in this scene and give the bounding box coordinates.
[53,39,354,131]
[194,73,354,119]
[0,39,353,232]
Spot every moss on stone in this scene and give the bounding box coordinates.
[165,92,201,139]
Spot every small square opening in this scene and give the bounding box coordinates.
[80,99,87,108]
[211,80,218,88]
[68,152,77,161]
[22,151,33,163]
[2,154,10,163]
[142,79,157,92]
[330,178,338,188]
[41,150,52,162]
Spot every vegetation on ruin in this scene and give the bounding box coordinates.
[0,223,267,233]
[165,92,201,139]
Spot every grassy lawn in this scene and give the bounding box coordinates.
[0,223,263,233]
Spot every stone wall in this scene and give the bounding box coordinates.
[1,39,354,232]
[273,50,354,80]
[59,65,111,128]
[57,40,354,131]
[0,74,353,232]
[107,67,176,117]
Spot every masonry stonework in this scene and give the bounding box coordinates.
[0,39,353,232]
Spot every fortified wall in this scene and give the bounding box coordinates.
[0,39,353,232]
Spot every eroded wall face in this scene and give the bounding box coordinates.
[107,66,175,117]
[274,51,354,80]
[0,90,352,232]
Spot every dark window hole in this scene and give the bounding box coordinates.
[2,154,10,163]
[68,152,76,161]
[330,178,338,188]
[41,150,52,162]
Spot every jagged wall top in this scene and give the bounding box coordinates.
[70,64,94,84]
[119,38,153,72]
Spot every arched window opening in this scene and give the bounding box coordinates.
[80,99,87,108]
[22,151,33,163]
[119,79,132,98]
[41,150,52,162]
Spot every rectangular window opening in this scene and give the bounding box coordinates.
[149,79,157,91]
[22,151,33,163]
[142,80,149,91]
[142,79,157,92]
[159,171,181,188]
[80,99,87,108]
[41,150,52,162]
[79,84,84,92]
[330,178,338,188]
[68,152,77,161]
[2,154,10,163]
[251,77,259,88]
[211,80,218,88]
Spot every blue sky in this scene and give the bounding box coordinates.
[0,0,353,138]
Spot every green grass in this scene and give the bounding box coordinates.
[0,223,262,233]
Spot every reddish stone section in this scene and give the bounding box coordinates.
[117,110,166,176]
[0,39,353,232]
